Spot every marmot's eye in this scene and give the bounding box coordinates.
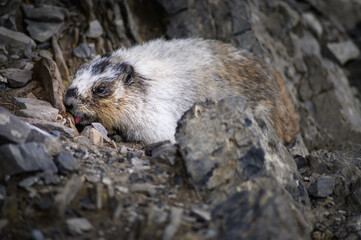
[94,86,106,95]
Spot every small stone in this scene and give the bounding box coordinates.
[26,124,62,156]
[91,122,111,142]
[151,143,177,165]
[0,54,7,64]
[73,43,92,59]
[66,217,93,235]
[309,175,335,197]
[54,151,79,173]
[18,176,39,188]
[0,142,58,178]
[144,140,171,156]
[22,5,65,22]
[37,170,60,185]
[33,57,65,113]
[21,118,75,138]
[131,158,150,170]
[120,145,128,155]
[74,135,91,145]
[0,68,32,88]
[0,106,31,144]
[81,126,103,146]
[14,97,59,121]
[130,183,156,195]
[190,204,212,221]
[302,13,323,38]
[116,186,129,194]
[53,175,83,217]
[162,207,183,240]
[0,74,7,84]
[30,229,45,240]
[25,19,63,43]
[86,20,103,38]
[0,26,36,50]
[327,40,360,65]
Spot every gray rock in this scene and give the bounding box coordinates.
[0,106,31,145]
[212,177,311,240]
[162,207,183,240]
[176,98,309,206]
[22,5,65,22]
[86,20,103,38]
[130,183,157,195]
[37,170,60,185]
[18,176,39,188]
[73,43,92,59]
[21,117,75,138]
[26,124,62,156]
[91,122,111,142]
[0,54,7,64]
[66,217,93,235]
[53,175,83,217]
[33,57,65,113]
[302,12,323,38]
[309,175,335,197]
[14,97,59,121]
[144,140,171,156]
[327,40,360,65]
[30,229,45,240]
[0,26,36,50]
[190,204,211,221]
[151,143,177,165]
[54,151,79,173]
[25,19,63,43]
[0,142,57,178]
[0,68,32,88]
[0,74,7,84]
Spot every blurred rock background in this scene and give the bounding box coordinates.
[0,0,361,239]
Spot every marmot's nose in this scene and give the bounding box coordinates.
[64,88,78,111]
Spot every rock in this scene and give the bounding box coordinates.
[54,151,79,173]
[302,12,323,38]
[0,68,32,88]
[0,26,36,50]
[66,217,93,235]
[24,19,63,43]
[14,97,59,121]
[73,43,92,59]
[30,229,45,240]
[33,57,65,113]
[74,135,91,145]
[22,5,65,22]
[51,36,69,81]
[212,177,310,240]
[176,98,309,206]
[21,117,75,138]
[0,74,7,84]
[0,142,58,178]
[304,0,361,29]
[190,204,211,222]
[151,143,177,165]
[0,106,31,145]
[81,126,103,146]
[26,124,62,156]
[37,170,61,185]
[91,122,111,142]
[0,54,7,64]
[162,207,183,240]
[144,140,171,156]
[53,175,83,217]
[130,183,156,195]
[309,175,335,197]
[327,40,360,65]
[86,20,103,38]
[18,176,39,188]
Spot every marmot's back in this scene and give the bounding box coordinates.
[63,38,298,144]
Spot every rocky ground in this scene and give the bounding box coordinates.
[0,0,361,239]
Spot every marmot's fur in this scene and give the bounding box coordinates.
[64,38,298,144]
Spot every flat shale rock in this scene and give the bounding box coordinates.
[0,26,36,50]
[212,177,310,240]
[24,19,63,43]
[14,97,59,121]
[54,151,79,173]
[22,117,75,138]
[176,97,309,206]
[327,40,360,65]
[22,4,65,22]
[33,57,65,113]
[0,142,57,178]
[0,68,32,88]
[66,217,93,235]
[0,106,31,145]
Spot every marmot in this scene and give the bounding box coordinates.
[63,38,298,144]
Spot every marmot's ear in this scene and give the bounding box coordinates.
[123,64,134,85]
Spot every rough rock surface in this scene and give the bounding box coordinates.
[0,0,361,239]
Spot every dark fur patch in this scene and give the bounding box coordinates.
[65,88,78,98]
[91,59,110,75]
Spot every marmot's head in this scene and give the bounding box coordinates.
[63,53,147,129]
